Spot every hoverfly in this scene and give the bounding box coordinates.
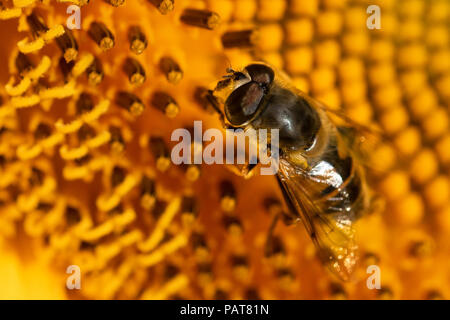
[210,63,378,281]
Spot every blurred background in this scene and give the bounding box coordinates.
[0,0,449,299]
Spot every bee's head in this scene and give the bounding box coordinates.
[214,63,275,127]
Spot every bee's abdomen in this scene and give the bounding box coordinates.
[323,171,365,220]
[314,146,366,221]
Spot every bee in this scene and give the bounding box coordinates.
[211,63,377,281]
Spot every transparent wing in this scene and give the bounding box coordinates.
[294,87,384,140]
[294,88,387,173]
[277,158,359,281]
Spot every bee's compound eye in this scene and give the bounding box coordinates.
[245,64,275,87]
[225,82,264,126]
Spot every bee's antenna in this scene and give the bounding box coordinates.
[224,56,234,74]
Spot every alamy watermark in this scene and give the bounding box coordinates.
[66,5,81,30]
[367,5,381,30]
[171,121,279,176]
[66,265,81,290]
[366,265,381,289]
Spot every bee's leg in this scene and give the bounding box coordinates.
[276,175,302,224]
[264,212,280,257]
[264,203,299,257]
